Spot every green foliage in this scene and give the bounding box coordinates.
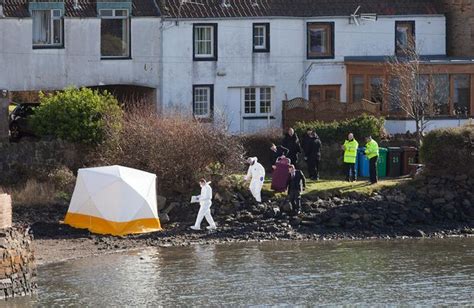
[32,87,123,145]
[294,114,385,144]
[420,125,474,175]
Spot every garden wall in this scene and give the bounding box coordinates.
[0,141,82,185]
[0,227,37,299]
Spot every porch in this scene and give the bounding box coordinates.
[283,56,474,129]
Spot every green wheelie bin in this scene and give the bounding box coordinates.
[377,148,388,178]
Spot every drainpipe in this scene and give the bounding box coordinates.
[158,18,165,115]
[0,90,9,142]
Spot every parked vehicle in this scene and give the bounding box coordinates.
[9,103,39,141]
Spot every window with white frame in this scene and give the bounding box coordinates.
[193,24,217,60]
[253,23,269,52]
[193,85,213,118]
[244,87,272,115]
[100,9,130,58]
[32,9,63,48]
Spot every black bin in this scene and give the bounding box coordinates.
[387,147,402,177]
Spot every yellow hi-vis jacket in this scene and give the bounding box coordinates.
[365,139,379,159]
[343,139,359,163]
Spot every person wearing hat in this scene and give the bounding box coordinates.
[190,178,217,231]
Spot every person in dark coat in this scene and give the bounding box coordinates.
[287,164,306,215]
[301,128,313,161]
[307,132,322,180]
[270,143,289,164]
[282,128,301,165]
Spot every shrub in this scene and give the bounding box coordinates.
[420,125,474,175]
[294,114,385,144]
[31,87,123,145]
[96,106,245,195]
[3,179,58,206]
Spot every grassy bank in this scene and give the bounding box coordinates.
[262,176,411,199]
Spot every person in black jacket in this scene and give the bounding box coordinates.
[307,132,322,180]
[282,127,301,165]
[270,143,289,164]
[287,164,306,215]
[301,128,313,161]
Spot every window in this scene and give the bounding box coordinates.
[244,87,272,115]
[452,75,471,116]
[253,23,270,52]
[193,24,217,61]
[260,87,272,113]
[100,9,130,59]
[244,88,256,114]
[396,21,415,55]
[32,9,63,48]
[307,22,334,59]
[308,85,341,102]
[388,78,401,112]
[193,85,214,118]
[432,74,449,115]
[369,76,384,106]
[351,75,365,103]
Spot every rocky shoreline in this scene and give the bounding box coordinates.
[13,175,474,266]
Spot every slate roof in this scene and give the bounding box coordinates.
[158,0,443,19]
[2,0,161,17]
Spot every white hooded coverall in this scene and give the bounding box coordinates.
[193,182,216,229]
[245,157,266,202]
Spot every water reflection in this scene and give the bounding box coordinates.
[7,238,474,306]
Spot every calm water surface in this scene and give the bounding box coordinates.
[7,238,474,306]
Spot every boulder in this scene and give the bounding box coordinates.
[160,213,170,224]
[156,195,167,211]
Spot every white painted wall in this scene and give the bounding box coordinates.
[385,118,472,134]
[162,16,446,133]
[0,17,160,93]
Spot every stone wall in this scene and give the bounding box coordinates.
[443,0,474,57]
[0,227,37,299]
[0,141,82,185]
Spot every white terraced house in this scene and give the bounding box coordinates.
[1,0,473,134]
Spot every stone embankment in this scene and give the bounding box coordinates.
[10,173,473,265]
[0,228,36,299]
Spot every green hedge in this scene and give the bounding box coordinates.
[420,125,474,175]
[294,114,385,144]
[32,87,123,145]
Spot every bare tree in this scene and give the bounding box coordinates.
[383,45,446,147]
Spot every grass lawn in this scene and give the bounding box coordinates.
[262,176,411,198]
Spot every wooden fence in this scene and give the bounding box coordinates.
[282,97,383,128]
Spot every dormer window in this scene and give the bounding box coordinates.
[396,21,415,55]
[253,23,270,52]
[29,0,65,49]
[100,9,130,59]
[193,23,218,61]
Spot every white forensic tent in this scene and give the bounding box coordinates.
[64,165,161,235]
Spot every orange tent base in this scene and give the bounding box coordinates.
[64,212,162,236]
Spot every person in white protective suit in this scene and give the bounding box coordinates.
[244,157,266,203]
[190,179,217,231]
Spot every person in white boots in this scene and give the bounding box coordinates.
[190,178,217,231]
[244,157,266,203]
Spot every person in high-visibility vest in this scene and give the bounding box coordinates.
[342,133,359,182]
[364,136,380,184]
